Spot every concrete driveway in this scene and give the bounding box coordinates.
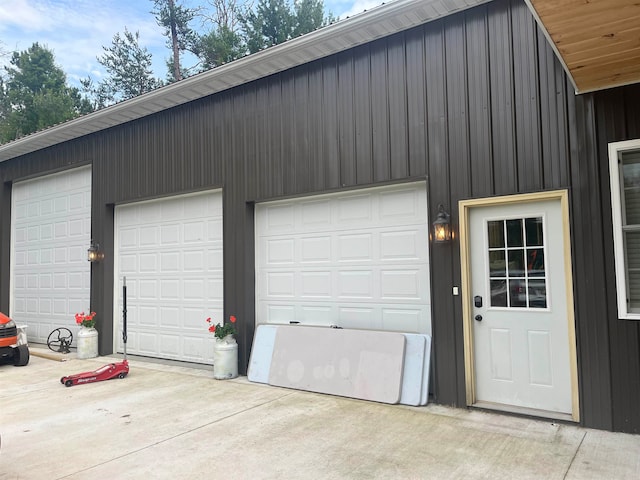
[1,349,639,479]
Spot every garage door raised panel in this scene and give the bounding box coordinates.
[11,167,92,342]
[256,182,432,334]
[115,191,223,364]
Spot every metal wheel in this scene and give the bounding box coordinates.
[65,379,73,387]
[118,372,127,379]
[47,328,73,353]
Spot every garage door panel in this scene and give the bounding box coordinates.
[160,306,184,327]
[137,332,157,354]
[120,227,138,247]
[380,230,423,260]
[300,271,332,297]
[40,224,53,240]
[380,270,422,299]
[337,233,372,261]
[160,201,182,221]
[139,254,157,273]
[39,299,52,314]
[337,195,372,224]
[208,219,223,241]
[183,279,206,299]
[381,307,429,332]
[208,248,224,269]
[338,307,379,328]
[118,208,139,226]
[11,167,91,343]
[379,188,424,221]
[160,278,180,298]
[297,305,332,324]
[139,225,158,245]
[184,221,206,243]
[338,270,374,298]
[115,191,223,364]
[257,300,430,334]
[161,224,180,244]
[256,182,432,335]
[184,250,206,271]
[266,271,296,296]
[301,236,331,263]
[263,304,296,323]
[209,278,224,298]
[262,204,295,232]
[301,199,333,227]
[266,238,296,264]
[160,251,180,272]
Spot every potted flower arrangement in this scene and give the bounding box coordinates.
[206,315,236,342]
[207,315,238,379]
[75,311,98,359]
[75,311,97,329]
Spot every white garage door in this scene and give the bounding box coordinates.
[255,182,432,334]
[114,191,223,364]
[10,167,92,343]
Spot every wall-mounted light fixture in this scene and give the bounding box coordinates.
[432,204,452,243]
[87,240,104,262]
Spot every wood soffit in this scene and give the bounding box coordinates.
[527,0,640,93]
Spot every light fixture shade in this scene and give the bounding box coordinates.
[432,204,452,243]
[87,240,104,262]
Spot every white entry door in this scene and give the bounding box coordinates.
[468,195,577,418]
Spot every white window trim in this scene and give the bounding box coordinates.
[609,139,640,320]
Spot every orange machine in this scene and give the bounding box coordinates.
[0,312,29,366]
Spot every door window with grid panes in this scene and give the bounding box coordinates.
[487,217,547,309]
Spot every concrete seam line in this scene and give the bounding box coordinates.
[563,430,587,480]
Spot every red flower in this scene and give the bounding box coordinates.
[75,311,96,328]
[206,315,236,339]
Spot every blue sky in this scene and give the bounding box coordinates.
[0,0,383,87]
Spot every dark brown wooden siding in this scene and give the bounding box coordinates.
[591,86,640,433]
[2,0,640,432]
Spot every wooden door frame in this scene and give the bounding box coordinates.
[458,190,580,422]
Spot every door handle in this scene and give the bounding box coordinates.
[475,315,483,322]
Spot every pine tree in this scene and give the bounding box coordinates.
[83,29,162,108]
[0,43,92,143]
[151,0,198,81]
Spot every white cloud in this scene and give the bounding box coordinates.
[0,0,167,85]
[0,0,53,33]
[0,0,388,86]
[334,0,386,19]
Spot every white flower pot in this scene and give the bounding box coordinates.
[213,335,238,379]
[77,327,99,359]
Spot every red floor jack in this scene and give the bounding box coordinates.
[61,278,130,387]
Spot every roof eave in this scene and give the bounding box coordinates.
[0,0,491,162]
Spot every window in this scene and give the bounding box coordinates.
[487,217,547,309]
[609,139,640,320]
